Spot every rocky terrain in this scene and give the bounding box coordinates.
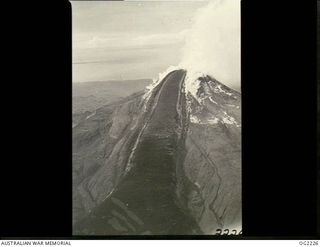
[184,74,241,233]
[72,79,151,127]
[72,70,241,235]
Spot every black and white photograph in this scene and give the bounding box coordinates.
[0,0,318,243]
[72,0,241,235]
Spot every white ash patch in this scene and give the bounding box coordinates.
[221,111,241,127]
[190,115,202,124]
[190,111,240,127]
[213,84,233,96]
[190,114,219,125]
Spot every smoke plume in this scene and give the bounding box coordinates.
[179,0,240,90]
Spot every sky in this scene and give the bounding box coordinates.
[72,1,207,82]
[72,0,240,90]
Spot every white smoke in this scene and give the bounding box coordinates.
[142,65,180,108]
[179,0,240,90]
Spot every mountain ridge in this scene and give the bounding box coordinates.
[73,70,241,234]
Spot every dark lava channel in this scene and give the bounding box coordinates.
[74,70,202,235]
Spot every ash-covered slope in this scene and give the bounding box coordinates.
[72,70,241,235]
[183,74,241,233]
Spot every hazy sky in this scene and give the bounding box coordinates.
[72,0,208,82]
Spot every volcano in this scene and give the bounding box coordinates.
[72,69,241,235]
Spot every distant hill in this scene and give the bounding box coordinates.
[72,79,152,114]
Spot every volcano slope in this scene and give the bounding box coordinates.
[74,70,202,235]
[183,74,241,233]
[73,70,241,235]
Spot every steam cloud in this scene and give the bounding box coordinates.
[179,0,240,90]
